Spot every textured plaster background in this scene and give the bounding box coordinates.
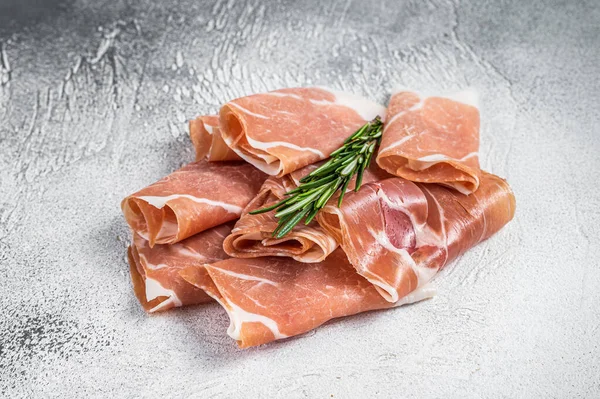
[1,0,599,397]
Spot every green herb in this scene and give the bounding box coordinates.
[250,116,383,238]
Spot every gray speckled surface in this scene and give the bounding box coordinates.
[1,0,599,397]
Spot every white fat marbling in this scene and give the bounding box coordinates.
[138,253,168,270]
[367,227,439,298]
[417,151,478,164]
[229,101,270,119]
[419,185,450,267]
[203,123,214,134]
[313,87,386,121]
[443,181,477,195]
[263,91,303,100]
[149,297,178,313]
[137,194,243,215]
[246,135,326,158]
[392,282,437,308]
[384,99,425,128]
[367,276,401,303]
[220,135,281,175]
[225,300,288,341]
[136,230,150,241]
[209,265,279,287]
[409,152,478,174]
[175,246,208,261]
[144,276,182,308]
[391,86,480,108]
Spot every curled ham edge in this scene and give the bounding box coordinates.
[376,87,481,195]
[128,223,234,313]
[121,160,267,247]
[128,241,212,313]
[189,115,242,162]
[218,87,386,177]
[223,174,338,263]
[223,164,391,263]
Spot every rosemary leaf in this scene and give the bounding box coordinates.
[275,207,311,238]
[251,116,383,237]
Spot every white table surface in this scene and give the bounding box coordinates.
[1,0,599,397]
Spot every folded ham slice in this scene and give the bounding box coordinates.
[223,164,390,263]
[189,115,241,161]
[219,87,386,176]
[122,160,266,246]
[223,175,338,263]
[180,249,436,348]
[317,172,515,302]
[376,89,481,194]
[128,223,233,313]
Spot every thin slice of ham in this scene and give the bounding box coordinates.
[179,249,436,348]
[223,175,338,263]
[189,115,241,161]
[121,160,266,246]
[376,88,481,194]
[219,87,386,176]
[128,223,233,313]
[317,172,515,302]
[223,164,390,263]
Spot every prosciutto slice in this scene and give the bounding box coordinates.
[122,160,266,246]
[128,223,233,313]
[180,249,436,348]
[376,89,481,194]
[219,87,385,176]
[223,175,338,263]
[223,164,390,263]
[317,172,515,302]
[189,115,241,162]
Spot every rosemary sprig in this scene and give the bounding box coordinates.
[250,116,383,238]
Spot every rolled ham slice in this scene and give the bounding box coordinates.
[219,87,386,176]
[376,88,481,194]
[317,172,515,303]
[128,223,233,313]
[189,115,241,162]
[122,160,266,246]
[223,164,390,263]
[223,175,338,263]
[180,249,436,348]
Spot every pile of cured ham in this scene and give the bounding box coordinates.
[122,87,515,348]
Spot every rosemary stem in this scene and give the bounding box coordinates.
[252,116,383,237]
